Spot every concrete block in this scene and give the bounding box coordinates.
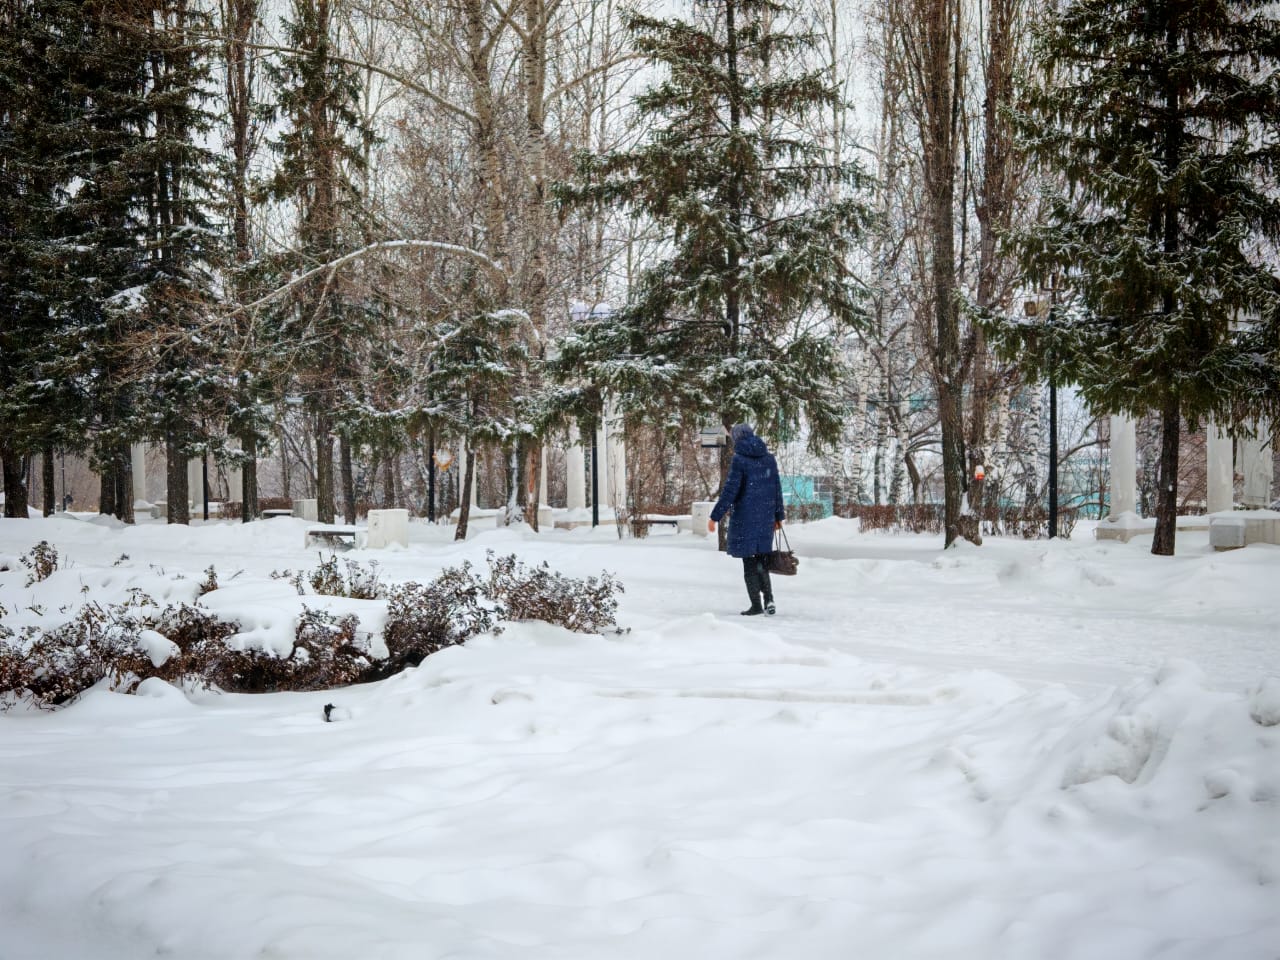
[366,508,409,549]
[292,498,318,522]
[1209,516,1247,550]
[691,500,715,537]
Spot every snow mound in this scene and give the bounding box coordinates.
[134,677,186,701]
[1061,660,1207,788]
[83,514,127,530]
[1250,677,1280,727]
[137,629,178,667]
[1059,660,1279,812]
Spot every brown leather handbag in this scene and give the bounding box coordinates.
[767,527,799,576]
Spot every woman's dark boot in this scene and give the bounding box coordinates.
[758,559,775,615]
[741,558,763,615]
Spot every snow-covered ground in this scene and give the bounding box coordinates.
[1,514,1277,960]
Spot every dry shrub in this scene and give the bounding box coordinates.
[845,503,1078,539]
[377,562,497,677]
[2,554,624,709]
[485,552,622,634]
[288,608,369,688]
[1,601,157,706]
[272,555,385,599]
[196,565,219,596]
[21,541,59,586]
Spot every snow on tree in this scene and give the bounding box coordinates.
[991,0,1280,555]
[553,0,874,548]
[261,0,374,525]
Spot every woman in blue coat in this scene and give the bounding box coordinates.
[707,423,785,615]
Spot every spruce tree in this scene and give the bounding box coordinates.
[554,0,872,538]
[129,0,225,524]
[1,0,150,518]
[0,0,65,516]
[415,301,534,540]
[262,0,371,524]
[994,0,1280,555]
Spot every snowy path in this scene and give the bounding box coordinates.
[1,516,1277,959]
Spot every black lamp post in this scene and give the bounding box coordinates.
[590,422,599,529]
[1026,292,1059,539]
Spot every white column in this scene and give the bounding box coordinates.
[1108,414,1137,517]
[131,443,148,505]
[187,458,203,509]
[1206,420,1233,514]
[1240,419,1274,507]
[604,396,627,511]
[595,420,608,509]
[565,425,586,511]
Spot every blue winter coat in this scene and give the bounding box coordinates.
[710,431,785,558]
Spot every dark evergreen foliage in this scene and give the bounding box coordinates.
[553,0,873,453]
[0,0,225,521]
[991,0,1280,554]
[260,0,374,524]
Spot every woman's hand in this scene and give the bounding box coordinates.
[774,521,782,531]
[707,519,716,533]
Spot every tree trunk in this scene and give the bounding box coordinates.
[903,0,965,546]
[383,446,395,509]
[455,447,476,540]
[118,446,135,524]
[1152,394,1180,556]
[42,447,55,517]
[1151,17,1182,557]
[99,460,116,518]
[278,420,292,501]
[339,432,356,523]
[315,408,335,523]
[166,435,190,524]
[240,433,259,522]
[98,445,132,522]
[525,441,541,532]
[1,447,29,518]
[965,0,1017,547]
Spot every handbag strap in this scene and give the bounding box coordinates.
[775,526,791,551]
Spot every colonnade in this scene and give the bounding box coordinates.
[459,397,628,520]
[1105,414,1274,522]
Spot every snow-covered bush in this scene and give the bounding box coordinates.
[20,541,59,586]
[1,554,624,708]
[485,552,622,634]
[0,601,160,707]
[273,555,386,599]
[196,565,219,596]
[377,561,497,678]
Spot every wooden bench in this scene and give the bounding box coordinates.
[304,526,366,549]
[262,509,293,518]
[631,515,683,536]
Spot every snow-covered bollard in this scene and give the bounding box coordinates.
[691,500,715,537]
[366,509,409,549]
[292,498,318,522]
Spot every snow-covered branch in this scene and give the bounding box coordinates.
[236,240,507,314]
